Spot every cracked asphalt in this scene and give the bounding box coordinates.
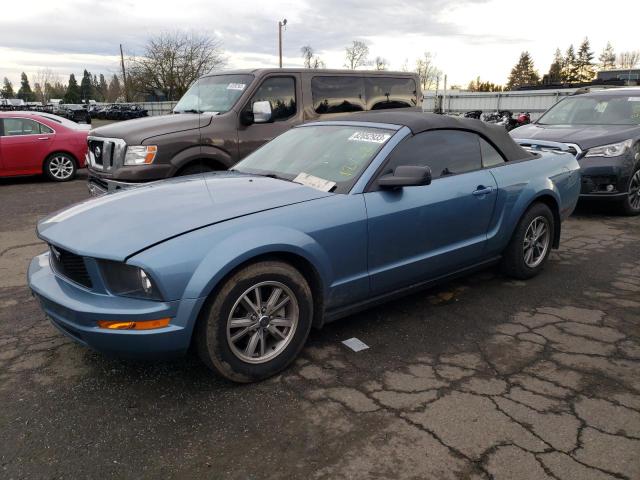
[1,171,639,479]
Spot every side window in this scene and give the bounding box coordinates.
[2,118,43,136]
[479,137,505,168]
[247,76,296,122]
[38,123,54,134]
[312,76,365,114]
[382,130,482,180]
[365,77,417,110]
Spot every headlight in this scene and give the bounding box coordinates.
[124,145,157,165]
[585,139,632,158]
[99,260,162,300]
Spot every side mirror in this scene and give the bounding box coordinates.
[253,101,272,123]
[378,165,432,189]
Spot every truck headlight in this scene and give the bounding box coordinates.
[99,260,162,300]
[585,139,632,158]
[124,145,157,165]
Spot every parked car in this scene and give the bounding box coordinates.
[28,111,580,381]
[511,87,640,215]
[86,68,422,195]
[0,112,88,181]
[55,105,92,125]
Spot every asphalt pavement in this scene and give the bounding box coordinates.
[1,171,639,479]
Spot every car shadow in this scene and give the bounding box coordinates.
[0,168,88,186]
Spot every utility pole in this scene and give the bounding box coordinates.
[278,19,287,68]
[120,44,129,102]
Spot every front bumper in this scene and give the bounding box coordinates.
[578,154,635,200]
[28,252,202,359]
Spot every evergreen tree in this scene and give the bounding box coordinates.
[506,51,540,90]
[1,77,14,98]
[80,69,93,102]
[17,72,36,102]
[599,42,616,70]
[576,38,595,83]
[63,74,81,103]
[48,82,67,100]
[562,45,579,83]
[546,48,564,84]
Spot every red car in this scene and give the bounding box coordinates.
[0,112,88,182]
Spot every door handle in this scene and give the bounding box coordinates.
[37,137,50,140]
[472,186,494,196]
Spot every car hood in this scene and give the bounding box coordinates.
[89,113,213,144]
[510,123,640,150]
[37,172,332,261]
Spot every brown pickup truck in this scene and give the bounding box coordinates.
[86,68,422,195]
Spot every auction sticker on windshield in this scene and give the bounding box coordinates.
[293,173,336,192]
[227,83,246,91]
[348,131,391,143]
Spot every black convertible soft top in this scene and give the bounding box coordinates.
[335,110,535,162]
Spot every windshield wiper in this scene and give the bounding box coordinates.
[174,109,202,114]
[232,170,295,183]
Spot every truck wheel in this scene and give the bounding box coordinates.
[501,202,555,280]
[196,260,313,382]
[178,163,215,176]
[44,153,77,182]
[618,168,640,216]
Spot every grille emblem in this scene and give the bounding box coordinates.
[50,245,61,261]
[94,146,102,158]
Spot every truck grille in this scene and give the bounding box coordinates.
[49,245,93,288]
[87,136,126,171]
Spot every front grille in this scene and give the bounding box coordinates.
[49,245,93,288]
[89,140,105,167]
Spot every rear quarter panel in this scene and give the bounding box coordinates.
[485,152,580,256]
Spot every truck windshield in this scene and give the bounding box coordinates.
[173,74,254,114]
[233,125,395,193]
[538,94,640,126]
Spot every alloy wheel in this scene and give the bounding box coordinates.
[49,156,75,180]
[628,170,640,211]
[226,281,299,364]
[523,216,550,268]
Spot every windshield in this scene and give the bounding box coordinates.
[538,94,640,126]
[233,125,395,193]
[173,74,254,114]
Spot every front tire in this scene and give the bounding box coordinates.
[196,260,313,382]
[44,153,77,182]
[618,168,640,216]
[177,162,215,176]
[501,203,555,280]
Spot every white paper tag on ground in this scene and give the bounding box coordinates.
[293,172,336,192]
[342,337,369,352]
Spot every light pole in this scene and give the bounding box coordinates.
[278,19,287,68]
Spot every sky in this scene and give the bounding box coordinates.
[1,0,638,89]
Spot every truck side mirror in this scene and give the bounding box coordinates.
[253,101,272,123]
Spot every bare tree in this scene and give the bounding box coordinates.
[300,46,325,69]
[34,68,61,103]
[127,31,226,101]
[344,40,370,70]
[617,51,640,69]
[415,52,441,91]
[374,56,387,71]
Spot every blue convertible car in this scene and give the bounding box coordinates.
[28,112,580,382]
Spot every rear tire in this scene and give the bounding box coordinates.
[501,202,555,280]
[196,260,313,383]
[44,153,77,182]
[618,167,640,216]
